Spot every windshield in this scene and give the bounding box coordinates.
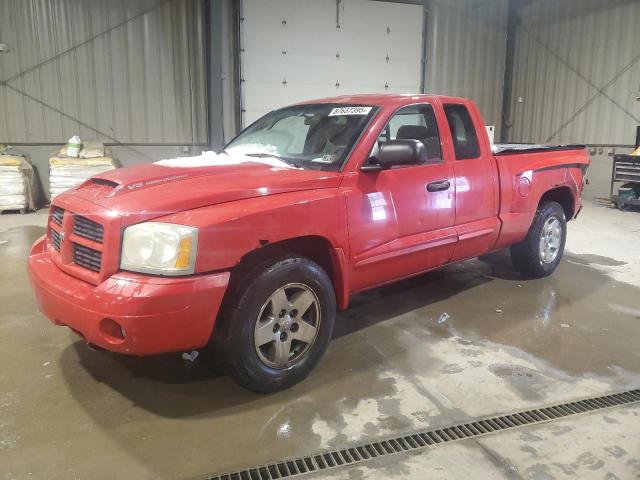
[224,103,378,171]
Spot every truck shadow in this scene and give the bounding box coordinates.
[61,250,530,418]
[333,251,519,339]
[60,245,640,422]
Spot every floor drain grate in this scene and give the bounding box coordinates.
[205,389,640,480]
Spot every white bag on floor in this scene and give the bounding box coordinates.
[0,155,36,211]
[49,147,118,199]
[79,141,105,159]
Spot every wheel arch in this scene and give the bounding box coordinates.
[538,186,575,220]
[229,235,350,311]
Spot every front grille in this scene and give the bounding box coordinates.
[50,229,61,251]
[73,215,104,243]
[73,243,102,272]
[52,206,64,225]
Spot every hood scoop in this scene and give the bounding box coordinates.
[90,178,119,189]
[74,177,120,200]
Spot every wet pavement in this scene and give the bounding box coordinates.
[1,224,639,479]
[308,404,640,479]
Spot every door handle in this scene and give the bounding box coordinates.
[426,180,451,192]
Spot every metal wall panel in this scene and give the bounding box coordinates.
[508,0,640,145]
[0,0,207,145]
[424,0,508,136]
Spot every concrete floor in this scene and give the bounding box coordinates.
[1,204,639,479]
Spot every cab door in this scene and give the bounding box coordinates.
[442,102,500,261]
[344,103,457,292]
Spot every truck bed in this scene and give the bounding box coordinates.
[492,143,585,155]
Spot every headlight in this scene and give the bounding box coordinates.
[121,222,198,275]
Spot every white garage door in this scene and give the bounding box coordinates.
[240,0,424,126]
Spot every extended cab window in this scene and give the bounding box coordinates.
[376,104,442,163]
[444,104,480,160]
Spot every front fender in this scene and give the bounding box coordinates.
[159,189,349,274]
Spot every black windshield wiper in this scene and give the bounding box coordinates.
[244,152,302,169]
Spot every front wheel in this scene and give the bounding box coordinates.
[212,256,336,393]
[510,201,567,278]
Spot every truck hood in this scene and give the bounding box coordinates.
[63,152,342,225]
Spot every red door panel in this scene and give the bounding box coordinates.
[450,158,500,261]
[345,162,456,292]
[440,101,500,262]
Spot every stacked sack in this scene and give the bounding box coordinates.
[0,150,37,212]
[49,141,118,199]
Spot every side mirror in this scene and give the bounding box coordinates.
[361,139,426,171]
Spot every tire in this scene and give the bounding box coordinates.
[510,201,567,278]
[212,256,336,393]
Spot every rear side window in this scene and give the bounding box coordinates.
[444,104,480,160]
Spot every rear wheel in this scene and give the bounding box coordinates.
[213,256,336,393]
[510,201,567,278]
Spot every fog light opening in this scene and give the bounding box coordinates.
[99,318,126,344]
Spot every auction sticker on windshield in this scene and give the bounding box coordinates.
[328,106,372,116]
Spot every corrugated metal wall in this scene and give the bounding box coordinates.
[508,0,640,145]
[0,0,207,145]
[425,0,508,136]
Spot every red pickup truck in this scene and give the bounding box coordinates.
[28,95,589,392]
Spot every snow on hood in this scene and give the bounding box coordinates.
[154,150,294,170]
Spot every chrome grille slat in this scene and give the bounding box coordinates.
[73,243,102,272]
[50,229,61,251]
[73,215,104,243]
[52,206,64,226]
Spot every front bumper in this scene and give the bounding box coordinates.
[27,236,230,355]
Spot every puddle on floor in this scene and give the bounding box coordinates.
[567,253,627,267]
[338,251,640,378]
